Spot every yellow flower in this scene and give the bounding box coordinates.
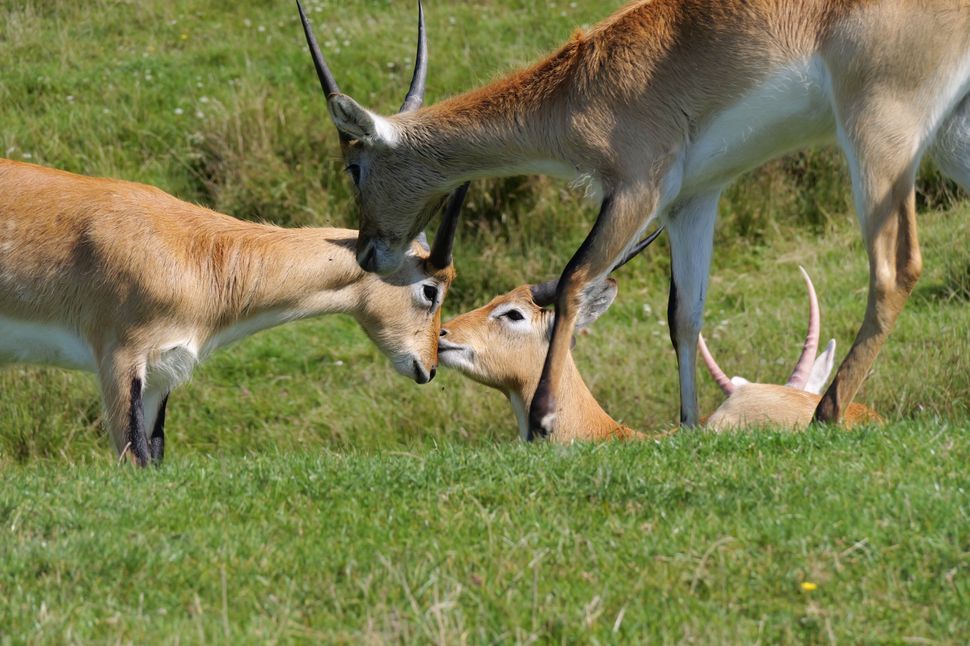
[800,581,818,592]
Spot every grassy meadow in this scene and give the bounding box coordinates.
[1,0,969,642]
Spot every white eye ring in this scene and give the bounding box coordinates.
[491,304,530,325]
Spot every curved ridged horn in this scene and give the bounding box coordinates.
[698,333,735,396]
[297,0,341,98]
[530,227,665,308]
[399,1,428,113]
[784,266,820,390]
[428,182,469,269]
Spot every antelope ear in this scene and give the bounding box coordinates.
[328,95,395,144]
[805,339,837,394]
[576,278,619,329]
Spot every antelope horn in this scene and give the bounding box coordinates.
[297,0,350,144]
[530,227,665,307]
[297,0,341,99]
[399,1,428,113]
[698,333,735,396]
[428,183,469,269]
[784,266,821,390]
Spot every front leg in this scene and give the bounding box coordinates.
[664,192,719,427]
[528,188,659,440]
[145,391,170,465]
[99,347,151,467]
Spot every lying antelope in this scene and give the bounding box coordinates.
[298,0,970,439]
[439,261,879,441]
[698,268,882,431]
[0,159,466,465]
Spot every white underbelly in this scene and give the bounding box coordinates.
[0,317,96,372]
[681,56,835,193]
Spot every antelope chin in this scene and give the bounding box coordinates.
[437,341,475,375]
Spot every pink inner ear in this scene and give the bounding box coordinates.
[785,266,820,390]
[698,334,735,396]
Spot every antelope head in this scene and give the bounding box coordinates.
[298,0,456,274]
[438,230,664,441]
[357,184,468,383]
[700,268,882,430]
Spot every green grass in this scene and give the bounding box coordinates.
[2,426,968,643]
[1,0,969,641]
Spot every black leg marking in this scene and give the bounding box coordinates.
[528,196,616,440]
[667,266,680,350]
[667,264,690,425]
[128,378,150,467]
[150,394,169,465]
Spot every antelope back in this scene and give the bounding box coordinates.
[705,384,882,432]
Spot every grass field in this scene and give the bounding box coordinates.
[1,0,969,642]
[2,427,968,643]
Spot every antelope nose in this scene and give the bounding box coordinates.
[429,366,437,381]
[356,238,378,272]
[412,359,431,385]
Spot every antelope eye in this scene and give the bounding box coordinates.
[345,164,362,185]
[423,284,438,304]
[502,309,525,322]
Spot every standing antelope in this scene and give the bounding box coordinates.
[438,262,880,442]
[298,0,970,439]
[0,159,466,465]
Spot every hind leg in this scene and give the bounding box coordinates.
[815,94,925,422]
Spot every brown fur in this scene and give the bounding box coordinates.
[705,384,882,432]
[0,159,456,463]
[316,0,970,435]
[439,284,879,442]
[438,286,646,442]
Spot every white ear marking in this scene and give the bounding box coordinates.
[327,95,398,146]
[730,376,750,387]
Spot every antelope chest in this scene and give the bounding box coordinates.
[0,316,97,372]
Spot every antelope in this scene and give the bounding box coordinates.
[439,261,880,442]
[298,0,970,439]
[0,159,467,466]
[697,268,882,431]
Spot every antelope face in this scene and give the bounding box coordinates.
[298,0,444,275]
[338,132,450,275]
[439,277,622,392]
[357,244,456,384]
[438,286,555,392]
